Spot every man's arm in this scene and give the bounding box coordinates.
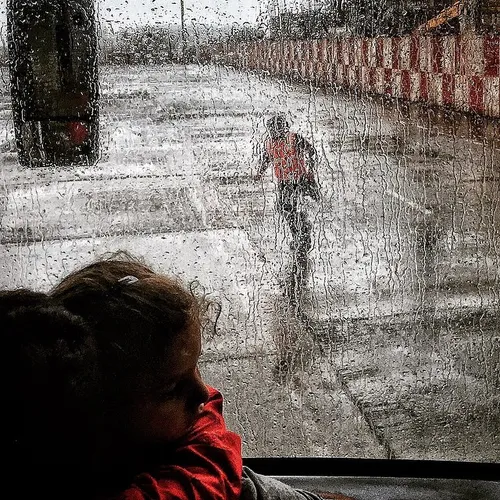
[296,135,316,177]
[255,141,271,180]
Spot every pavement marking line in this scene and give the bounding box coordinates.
[386,189,433,215]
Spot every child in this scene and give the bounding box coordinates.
[2,253,242,499]
[255,114,320,255]
[2,252,333,500]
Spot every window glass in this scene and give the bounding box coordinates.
[0,0,499,462]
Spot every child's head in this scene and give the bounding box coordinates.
[2,252,211,488]
[1,288,100,489]
[49,252,210,444]
[266,113,290,139]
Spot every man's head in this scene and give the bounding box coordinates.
[266,114,289,139]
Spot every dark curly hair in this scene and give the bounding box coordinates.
[50,252,201,404]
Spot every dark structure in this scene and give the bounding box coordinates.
[7,0,99,167]
[474,0,500,33]
[268,1,500,39]
[267,1,482,38]
[416,1,500,35]
[344,0,450,36]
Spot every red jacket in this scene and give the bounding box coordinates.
[265,132,309,182]
[113,387,242,500]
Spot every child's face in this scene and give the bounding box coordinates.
[127,318,210,444]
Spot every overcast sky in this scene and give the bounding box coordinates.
[0,0,266,32]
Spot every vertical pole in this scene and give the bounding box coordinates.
[180,0,185,61]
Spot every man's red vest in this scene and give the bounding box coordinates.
[265,132,308,182]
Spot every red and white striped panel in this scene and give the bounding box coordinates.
[229,33,500,118]
[484,77,500,116]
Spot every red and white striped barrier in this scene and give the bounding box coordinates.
[216,34,500,118]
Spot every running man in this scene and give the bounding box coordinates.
[255,114,319,255]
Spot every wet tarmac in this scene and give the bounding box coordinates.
[0,64,499,461]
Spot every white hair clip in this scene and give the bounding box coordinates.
[117,275,139,285]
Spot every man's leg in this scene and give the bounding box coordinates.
[278,183,313,255]
[278,182,302,249]
[296,211,312,254]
